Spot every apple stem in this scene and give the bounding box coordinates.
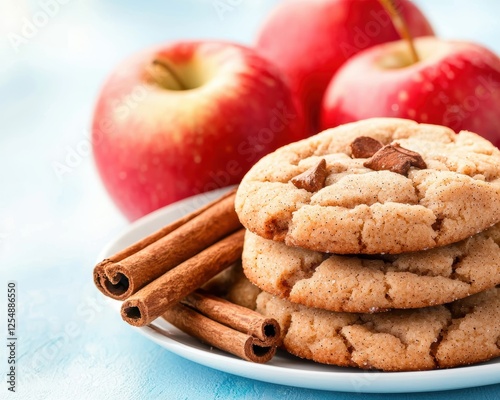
[149,58,187,90]
[378,0,419,63]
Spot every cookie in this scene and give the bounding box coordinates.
[235,118,500,254]
[256,287,500,371]
[203,262,260,310]
[242,226,500,312]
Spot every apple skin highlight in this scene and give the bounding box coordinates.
[321,36,500,147]
[92,41,307,221]
[256,0,434,134]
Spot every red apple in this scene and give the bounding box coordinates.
[92,41,307,221]
[255,0,434,134]
[320,36,500,147]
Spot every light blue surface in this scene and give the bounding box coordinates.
[1,1,499,399]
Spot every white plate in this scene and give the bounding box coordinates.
[98,187,500,393]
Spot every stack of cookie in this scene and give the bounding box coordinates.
[234,118,500,371]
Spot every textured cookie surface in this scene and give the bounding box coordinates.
[235,118,500,254]
[243,226,500,312]
[256,287,500,371]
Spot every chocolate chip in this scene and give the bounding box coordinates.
[291,159,328,192]
[351,136,383,158]
[363,143,427,176]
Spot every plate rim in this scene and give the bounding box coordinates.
[96,187,500,394]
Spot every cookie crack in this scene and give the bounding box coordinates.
[265,188,300,236]
[410,175,428,207]
[337,329,355,357]
[429,309,454,368]
[449,255,473,285]
[429,318,453,368]
[341,319,417,370]
[336,325,363,369]
[344,275,361,307]
[410,177,442,246]
[383,276,393,305]
[283,255,327,297]
[432,218,444,233]
[357,317,411,351]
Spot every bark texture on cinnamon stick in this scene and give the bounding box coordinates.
[183,290,280,346]
[121,229,245,327]
[93,189,241,300]
[162,303,277,363]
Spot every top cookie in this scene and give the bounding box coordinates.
[236,118,500,254]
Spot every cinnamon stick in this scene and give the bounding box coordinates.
[93,189,241,300]
[183,290,280,346]
[162,303,277,363]
[121,229,245,327]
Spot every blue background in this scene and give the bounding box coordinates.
[1,0,499,399]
